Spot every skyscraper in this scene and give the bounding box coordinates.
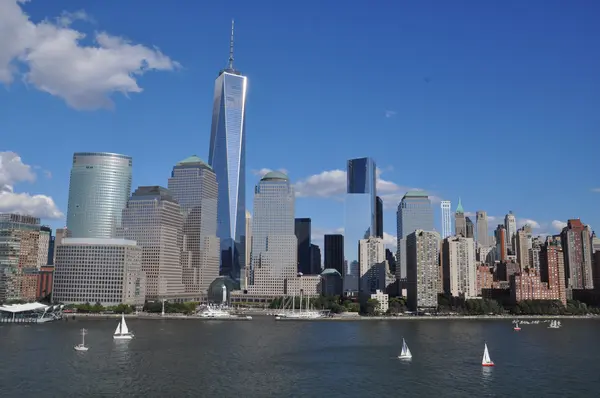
[324,234,344,275]
[208,21,248,284]
[375,196,383,238]
[441,200,452,239]
[119,186,185,299]
[476,211,489,247]
[560,219,594,290]
[294,218,311,274]
[442,236,477,299]
[66,152,132,238]
[396,191,434,279]
[406,229,440,311]
[358,237,385,294]
[167,156,220,294]
[248,171,296,296]
[244,210,252,288]
[465,217,474,239]
[454,198,466,237]
[504,211,517,252]
[310,243,322,274]
[344,157,377,294]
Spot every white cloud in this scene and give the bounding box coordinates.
[517,218,541,229]
[591,188,600,193]
[385,110,397,118]
[0,151,63,219]
[251,168,288,177]
[294,168,438,210]
[312,226,397,251]
[552,220,567,231]
[0,0,179,110]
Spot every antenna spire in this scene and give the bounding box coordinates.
[228,19,235,70]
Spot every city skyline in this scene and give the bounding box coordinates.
[1,0,599,254]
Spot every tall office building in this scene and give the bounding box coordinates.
[465,217,474,239]
[244,210,252,288]
[310,244,322,274]
[515,227,532,269]
[454,198,466,237]
[396,191,434,279]
[208,21,248,283]
[66,152,132,238]
[504,211,517,252]
[539,239,567,305]
[294,218,312,274]
[375,196,383,238]
[406,230,440,311]
[358,237,385,294]
[324,234,344,276]
[344,157,377,294]
[0,214,41,302]
[441,200,452,239]
[38,226,51,267]
[495,225,507,262]
[560,219,594,290]
[442,236,477,299]
[167,156,220,294]
[248,171,296,296]
[476,211,489,247]
[118,186,185,299]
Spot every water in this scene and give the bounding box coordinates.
[1,317,598,397]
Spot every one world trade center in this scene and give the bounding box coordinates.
[208,20,248,287]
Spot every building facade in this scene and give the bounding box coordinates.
[454,198,466,237]
[539,239,567,305]
[208,25,248,283]
[406,230,440,311]
[324,234,344,276]
[66,152,132,239]
[38,226,51,267]
[344,157,377,294]
[476,211,489,247]
[442,236,477,299]
[53,238,146,306]
[560,219,594,290]
[118,186,186,299]
[504,211,517,252]
[168,156,220,294]
[248,172,297,296]
[294,218,311,274]
[310,243,322,274]
[358,237,385,294]
[375,196,383,238]
[440,200,452,239]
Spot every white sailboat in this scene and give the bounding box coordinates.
[397,338,412,360]
[74,328,89,351]
[548,320,561,329]
[482,343,494,367]
[113,313,134,340]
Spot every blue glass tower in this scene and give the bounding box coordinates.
[208,21,247,285]
[344,157,377,294]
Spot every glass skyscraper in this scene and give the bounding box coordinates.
[396,191,434,279]
[344,157,377,294]
[208,22,247,284]
[66,152,132,238]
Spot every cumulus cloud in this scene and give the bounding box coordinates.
[385,110,397,118]
[0,0,179,110]
[552,220,567,231]
[294,168,438,209]
[251,168,288,177]
[0,151,63,219]
[517,218,541,229]
[311,226,397,250]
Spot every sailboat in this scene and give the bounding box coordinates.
[74,328,89,351]
[397,338,412,360]
[513,321,521,331]
[548,320,561,329]
[482,343,494,367]
[113,313,134,340]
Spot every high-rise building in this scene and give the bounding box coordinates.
[53,238,146,306]
[592,232,600,253]
[310,243,322,274]
[248,172,296,296]
[244,210,252,288]
[454,198,466,237]
[52,228,70,266]
[324,234,344,276]
[375,196,383,238]
[593,251,600,290]
[560,219,594,290]
[344,157,377,294]
[440,200,452,239]
[406,230,440,311]
[168,156,220,294]
[294,218,312,274]
[504,211,517,252]
[38,226,51,267]
[396,191,434,280]
[0,214,41,302]
[66,152,132,238]
[495,225,507,262]
[385,248,396,275]
[118,186,185,299]
[539,238,567,305]
[358,237,385,294]
[442,236,477,299]
[515,228,532,269]
[465,217,474,239]
[476,211,489,247]
[208,21,248,283]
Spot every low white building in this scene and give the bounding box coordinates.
[53,238,146,307]
[370,289,389,313]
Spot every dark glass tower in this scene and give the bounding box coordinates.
[208,21,248,284]
[294,218,311,274]
[324,234,344,275]
[376,196,383,238]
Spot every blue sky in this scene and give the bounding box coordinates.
[1,0,599,249]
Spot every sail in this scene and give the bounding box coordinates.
[114,322,121,335]
[482,344,492,364]
[120,314,129,335]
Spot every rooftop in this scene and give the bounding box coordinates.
[321,268,342,276]
[176,155,212,170]
[0,302,48,313]
[261,171,289,182]
[62,238,137,246]
[403,190,429,198]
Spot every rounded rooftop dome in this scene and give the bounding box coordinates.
[207,276,237,304]
[261,171,289,182]
[176,155,211,169]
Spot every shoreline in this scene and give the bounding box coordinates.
[63,313,599,321]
